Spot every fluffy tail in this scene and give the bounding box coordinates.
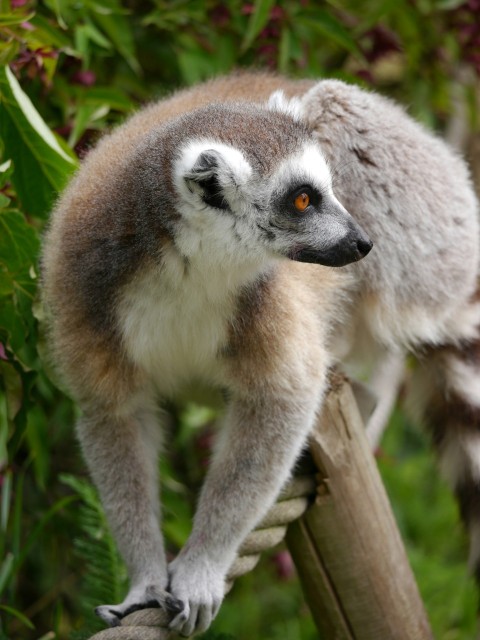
[413,314,480,580]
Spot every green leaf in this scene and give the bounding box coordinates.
[435,0,465,7]
[0,297,30,354]
[0,39,20,66]
[0,552,13,595]
[29,14,73,50]
[353,0,402,33]
[0,604,34,630]
[297,11,361,56]
[42,0,69,29]
[0,12,35,27]
[75,21,112,64]
[241,0,275,52]
[69,102,110,147]
[26,405,51,489]
[74,86,132,112]
[0,209,39,282]
[0,159,12,191]
[0,394,7,469]
[0,65,78,218]
[0,495,77,596]
[60,474,128,617]
[278,27,291,73]
[0,469,11,534]
[0,209,39,356]
[12,469,25,560]
[175,32,223,85]
[92,10,140,74]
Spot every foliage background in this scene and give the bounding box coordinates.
[1,0,480,638]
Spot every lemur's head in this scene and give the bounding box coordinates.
[149,97,372,268]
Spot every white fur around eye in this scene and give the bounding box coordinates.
[272,142,333,198]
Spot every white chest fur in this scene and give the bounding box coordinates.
[117,248,264,395]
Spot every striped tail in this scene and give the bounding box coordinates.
[413,325,480,580]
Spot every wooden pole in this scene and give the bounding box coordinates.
[286,374,433,640]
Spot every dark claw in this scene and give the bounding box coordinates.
[94,607,122,627]
[165,594,185,615]
[122,600,160,617]
[108,610,122,626]
[169,612,188,630]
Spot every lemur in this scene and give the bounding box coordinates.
[42,72,480,636]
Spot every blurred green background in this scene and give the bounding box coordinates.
[1,1,480,638]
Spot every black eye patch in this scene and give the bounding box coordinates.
[280,184,321,215]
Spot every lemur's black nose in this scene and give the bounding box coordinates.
[356,237,373,259]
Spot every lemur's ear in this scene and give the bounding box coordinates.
[185,149,223,181]
[184,149,230,210]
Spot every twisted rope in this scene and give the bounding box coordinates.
[88,473,316,639]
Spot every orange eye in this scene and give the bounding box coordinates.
[294,192,310,212]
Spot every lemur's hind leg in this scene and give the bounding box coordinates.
[410,299,480,582]
[76,403,182,626]
[364,351,406,449]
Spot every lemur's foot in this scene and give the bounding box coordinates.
[95,583,184,627]
[168,556,225,637]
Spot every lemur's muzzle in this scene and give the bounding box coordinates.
[289,200,373,268]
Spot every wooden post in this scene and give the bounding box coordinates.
[286,375,433,640]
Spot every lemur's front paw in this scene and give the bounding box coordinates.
[168,556,225,637]
[95,581,183,627]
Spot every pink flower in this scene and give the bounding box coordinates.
[363,24,401,64]
[257,43,277,56]
[356,68,375,84]
[272,550,295,580]
[71,70,97,87]
[210,4,231,27]
[270,6,284,21]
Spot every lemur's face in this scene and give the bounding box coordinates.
[173,137,372,268]
[263,142,372,267]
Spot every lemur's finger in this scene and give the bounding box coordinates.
[95,605,122,627]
